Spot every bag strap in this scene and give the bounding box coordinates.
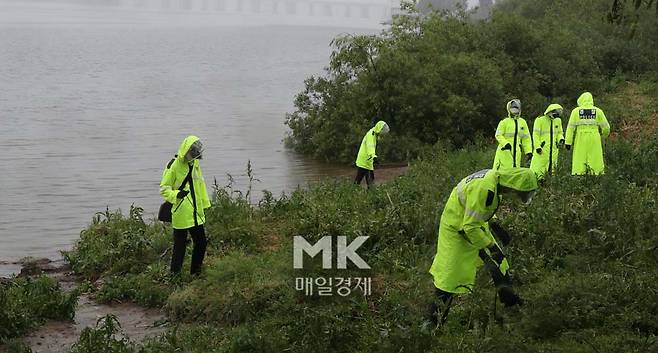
[167,155,193,192]
[178,163,193,191]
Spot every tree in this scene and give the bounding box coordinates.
[609,0,658,24]
[285,0,658,163]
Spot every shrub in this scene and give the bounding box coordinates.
[0,276,77,343]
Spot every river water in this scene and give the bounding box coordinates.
[0,6,376,263]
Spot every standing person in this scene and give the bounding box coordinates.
[428,168,538,326]
[354,120,390,188]
[493,99,533,170]
[565,92,611,175]
[160,135,211,275]
[530,104,565,178]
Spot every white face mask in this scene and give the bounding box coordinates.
[549,109,563,119]
[509,99,522,116]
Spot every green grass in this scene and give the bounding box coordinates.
[0,276,78,344]
[60,127,658,352]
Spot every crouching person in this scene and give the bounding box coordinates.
[160,135,211,276]
[428,168,538,326]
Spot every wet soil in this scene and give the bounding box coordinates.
[0,258,166,353]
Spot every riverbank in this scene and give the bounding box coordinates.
[0,259,166,353]
[3,131,657,352]
[0,164,408,352]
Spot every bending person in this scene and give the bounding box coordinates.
[428,168,538,326]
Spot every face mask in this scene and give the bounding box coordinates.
[186,140,204,162]
[549,109,563,118]
[509,99,522,117]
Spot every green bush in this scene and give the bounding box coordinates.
[95,262,174,308]
[64,206,168,279]
[0,276,77,343]
[165,250,291,325]
[285,0,658,163]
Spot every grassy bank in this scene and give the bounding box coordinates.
[56,106,658,352]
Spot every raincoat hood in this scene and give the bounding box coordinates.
[176,135,200,163]
[373,121,389,134]
[498,168,538,192]
[506,99,522,118]
[577,92,594,107]
[544,103,564,116]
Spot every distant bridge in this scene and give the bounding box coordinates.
[99,0,397,24]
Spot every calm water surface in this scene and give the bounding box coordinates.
[0,10,373,263]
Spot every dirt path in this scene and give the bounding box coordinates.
[0,259,167,353]
[22,295,166,353]
[333,164,409,185]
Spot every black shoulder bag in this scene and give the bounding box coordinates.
[158,162,193,223]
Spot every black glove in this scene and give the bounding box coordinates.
[177,190,189,199]
[490,222,512,246]
[498,286,523,307]
[478,246,511,287]
[538,141,545,154]
[487,244,506,264]
[565,144,571,151]
[501,143,512,151]
[373,157,380,166]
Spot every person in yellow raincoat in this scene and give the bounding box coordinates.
[428,168,538,325]
[565,92,611,175]
[530,104,565,178]
[493,99,533,169]
[160,135,211,275]
[354,121,389,188]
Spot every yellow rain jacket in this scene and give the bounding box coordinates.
[493,101,533,169]
[565,92,611,175]
[160,136,211,229]
[355,121,387,171]
[530,104,565,178]
[429,168,538,294]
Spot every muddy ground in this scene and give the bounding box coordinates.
[0,259,166,353]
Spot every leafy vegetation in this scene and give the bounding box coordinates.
[285,0,658,163]
[6,0,658,351]
[55,0,658,349]
[69,315,136,353]
[609,0,658,26]
[57,129,658,352]
[0,276,78,344]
